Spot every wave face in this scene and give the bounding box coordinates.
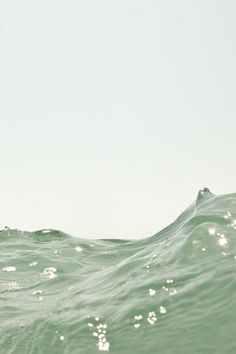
[1,188,236,354]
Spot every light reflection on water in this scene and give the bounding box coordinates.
[1,189,236,353]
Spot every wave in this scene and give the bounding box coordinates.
[1,188,236,353]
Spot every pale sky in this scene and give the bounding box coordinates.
[0,0,235,238]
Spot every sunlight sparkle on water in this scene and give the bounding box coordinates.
[208,227,216,235]
[2,266,16,272]
[149,289,156,296]
[218,234,228,247]
[40,267,57,279]
[90,321,110,352]
[134,323,140,328]
[75,246,83,252]
[147,311,157,325]
[160,306,167,314]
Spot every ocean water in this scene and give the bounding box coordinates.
[1,188,236,354]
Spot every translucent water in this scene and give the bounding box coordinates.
[1,188,236,353]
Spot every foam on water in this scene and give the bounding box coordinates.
[1,188,236,353]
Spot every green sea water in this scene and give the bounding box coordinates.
[1,188,236,354]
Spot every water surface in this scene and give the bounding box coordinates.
[1,188,236,353]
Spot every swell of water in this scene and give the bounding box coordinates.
[1,188,236,354]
